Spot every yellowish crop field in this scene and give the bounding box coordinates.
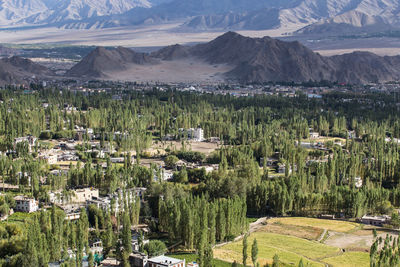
[322,252,370,267]
[214,232,338,267]
[214,217,369,267]
[268,217,359,232]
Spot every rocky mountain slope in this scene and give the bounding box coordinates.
[0,56,54,85]
[0,0,156,27]
[66,46,157,78]
[66,32,400,84]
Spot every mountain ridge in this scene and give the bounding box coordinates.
[65,32,400,84]
[0,56,55,85]
[1,0,400,35]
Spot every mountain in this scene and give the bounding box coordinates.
[1,0,400,34]
[67,32,400,84]
[0,56,54,85]
[0,0,154,28]
[295,0,400,36]
[182,9,281,31]
[66,46,157,78]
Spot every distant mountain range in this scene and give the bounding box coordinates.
[66,32,400,84]
[0,0,399,36]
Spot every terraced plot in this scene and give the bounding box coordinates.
[214,217,370,267]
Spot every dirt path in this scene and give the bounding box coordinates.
[214,217,268,248]
[317,229,328,242]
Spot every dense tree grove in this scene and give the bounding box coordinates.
[1,86,400,266]
[159,196,247,246]
[370,235,400,267]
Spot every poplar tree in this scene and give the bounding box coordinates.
[251,238,258,267]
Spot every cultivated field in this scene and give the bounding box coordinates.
[213,217,372,267]
[215,232,338,267]
[268,217,359,233]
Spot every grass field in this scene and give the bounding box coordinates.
[322,252,370,267]
[262,220,323,240]
[168,253,235,267]
[214,217,370,267]
[214,232,340,267]
[268,217,359,232]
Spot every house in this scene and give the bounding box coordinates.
[90,240,103,255]
[65,211,80,220]
[188,128,204,142]
[48,191,63,205]
[129,253,148,267]
[310,132,320,139]
[87,188,146,215]
[14,196,38,213]
[14,135,37,152]
[70,188,99,204]
[58,153,79,161]
[355,177,363,188]
[102,257,120,267]
[110,157,125,164]
[87,196,112,212]
[158,169,173,181]
[348,130,357,139]
[131,232,149,252]
[209,137,220,143]
[179,128,205,142]
[361,215,391,226]
[41,154,58,165]
[147,255,185,267]
[320,214,335,220]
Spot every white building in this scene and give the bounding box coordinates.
[188,128,204,142]
[48,191,63,205]
[14,196,38,213]
[179,128,205,142]
[309,132,320,139]
[41,154,58,165]
[355,177,363,188]
[87,196,112,212]
[87,188,146,215]
[361,215,391,227]
[147,256,185,267]
[70,188,99,204]
[14,135,37,152]
[157,169,173,181]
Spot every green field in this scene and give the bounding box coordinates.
[322,252,370,267]
[215,232,339,267]
[168,253,235,267]
[214,218,370,267]
[268,217,359,232]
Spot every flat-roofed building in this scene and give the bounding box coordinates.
[147,256,185,267]
[14,196,38,213]
[361,215,391,227]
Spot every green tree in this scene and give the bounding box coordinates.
[243,233,248,267]
[144,240,167,257]
[272,254,279,267]
[88,252,94,267]
[164,155,179,169]
[251,238,258,267]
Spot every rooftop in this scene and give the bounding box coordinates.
[148,255,183,265]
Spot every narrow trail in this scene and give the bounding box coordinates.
[213,217,268,248]
[317,229,328,242]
